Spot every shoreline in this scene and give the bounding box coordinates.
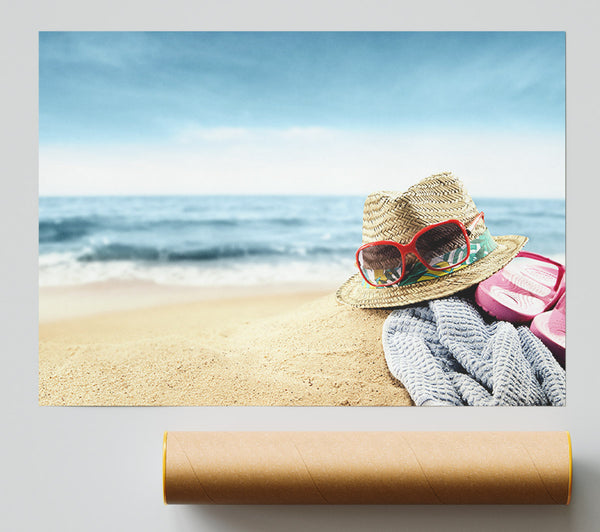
[39,279,341,323]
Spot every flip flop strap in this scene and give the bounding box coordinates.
[516,251,565,292]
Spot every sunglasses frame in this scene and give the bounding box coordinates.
[356,212,485,288]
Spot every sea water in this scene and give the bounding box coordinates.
[39,195,565,287]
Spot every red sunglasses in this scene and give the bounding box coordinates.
[356,212,485,287]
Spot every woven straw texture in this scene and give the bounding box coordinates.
[336,172,528,308]
[361,172,486,244]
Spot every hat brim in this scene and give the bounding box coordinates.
[336,234,528,309]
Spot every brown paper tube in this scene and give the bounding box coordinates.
[163,431,572,505]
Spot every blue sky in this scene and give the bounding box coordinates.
[39,32,565,197]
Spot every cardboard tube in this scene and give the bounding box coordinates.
[163,431,572,505]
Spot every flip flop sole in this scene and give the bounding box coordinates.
[475,254,564,324]
[531,311,565,367]
[476,286,548,322]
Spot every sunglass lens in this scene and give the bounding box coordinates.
[358,244,403,286]
[415,222,469,269]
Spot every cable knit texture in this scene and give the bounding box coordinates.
[382,297,566,406]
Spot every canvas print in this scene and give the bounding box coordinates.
[39,32,565,406]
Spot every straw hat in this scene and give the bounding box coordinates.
[336,172,527,308]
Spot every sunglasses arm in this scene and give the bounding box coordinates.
[465,212,485,236]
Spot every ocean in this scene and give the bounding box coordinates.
[39,195,565,287]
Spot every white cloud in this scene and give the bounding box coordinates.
[39,128,565,198]
[175,126,253,143]
[174,125,339,144]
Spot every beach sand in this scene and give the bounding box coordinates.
[39,283,412,406]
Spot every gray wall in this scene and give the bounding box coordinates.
[2,1,598,530]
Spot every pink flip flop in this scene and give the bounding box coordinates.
[475,251,565,324]
[530,292,566,367]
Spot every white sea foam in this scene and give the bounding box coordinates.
[38,195,565,288]
[38,257,357,288]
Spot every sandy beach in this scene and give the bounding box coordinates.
[39,283,412,406]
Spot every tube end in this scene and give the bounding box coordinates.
[163,431,168,505]
[566,431,572,505]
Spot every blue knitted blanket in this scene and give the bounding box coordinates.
[382,297,566,406]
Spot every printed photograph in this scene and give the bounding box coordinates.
[39,31,565,406]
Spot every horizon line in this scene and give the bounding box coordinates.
[38,192,566,200]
